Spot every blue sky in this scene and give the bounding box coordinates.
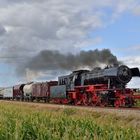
[0,0,140,87]
[88,13,140,56]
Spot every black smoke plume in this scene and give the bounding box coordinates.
[25,49,120,71]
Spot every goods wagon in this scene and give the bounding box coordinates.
[13,84,25,100]
[23,83,33,100]
[0,88,4,99]
[3,87,13,99]
[50,85,66,99]
[32,81,58,101]
[32,82,42,98]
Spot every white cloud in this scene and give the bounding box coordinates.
[131,45,140,51]
[0,0,140,82]
[132,5,140,16]
[0,0,106,58]
[0,0,139,57]
[74,37,102,49]
[110,0,140,21]
[121,56,140,67]
[0,24,6,35]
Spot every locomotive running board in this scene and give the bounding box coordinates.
[133,95,140,99]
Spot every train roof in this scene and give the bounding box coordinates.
[72,70,90,73]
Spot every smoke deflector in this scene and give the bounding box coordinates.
[130,68,140,77]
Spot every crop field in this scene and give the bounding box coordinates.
[0,101,140,140]
[136,100,140,107]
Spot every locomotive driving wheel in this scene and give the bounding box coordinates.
[82,93,88,106]
[99,94,108,107]
[125,97,134,108]
[114,100,120,108]
[100,100,107,107]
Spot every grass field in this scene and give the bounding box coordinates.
[136,100,140,107]
[0,101,140,140]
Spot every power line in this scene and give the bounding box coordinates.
[0,56,27,59]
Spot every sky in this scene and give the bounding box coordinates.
[0,0,140,88]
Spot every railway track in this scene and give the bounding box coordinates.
[1,100,140,117]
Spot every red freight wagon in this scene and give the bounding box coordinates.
[32,82,42,97]
[13,84,25,100]
[32,81,58,101]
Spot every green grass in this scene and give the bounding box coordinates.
[0,102,139,140]
[135,100,140,107]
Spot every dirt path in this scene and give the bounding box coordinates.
[0,100,140,117]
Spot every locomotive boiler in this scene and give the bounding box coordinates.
[82,65,140,88]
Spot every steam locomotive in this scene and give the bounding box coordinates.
[1,65,140,108]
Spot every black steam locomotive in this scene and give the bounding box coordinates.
[55,65,140,107]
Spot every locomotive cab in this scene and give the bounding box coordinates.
[58,70,89,91]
